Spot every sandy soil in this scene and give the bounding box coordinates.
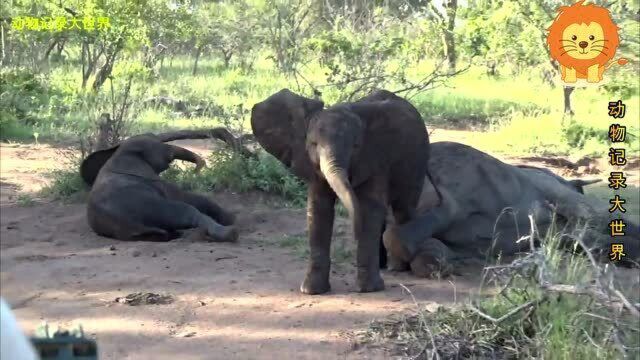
[0,131,637,359]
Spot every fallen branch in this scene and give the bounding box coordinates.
[468,301,535,324]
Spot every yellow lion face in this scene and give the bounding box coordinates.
[547,1,623,82]
[561,22,605,60]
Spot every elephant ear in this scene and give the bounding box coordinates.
[79,145,120,187]
[304,98,324,114]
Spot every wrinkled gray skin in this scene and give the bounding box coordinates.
[81,132,237,242]
[251,89,431,294]
[383,141,640,276]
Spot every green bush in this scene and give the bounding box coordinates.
[41,168,87,200]
[561,119,608,149]
[0,67,51,140]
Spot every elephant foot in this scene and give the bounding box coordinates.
[357,271,385,293]
[300,271,331,295]
[409,238,453,278]
[203,223,238,243]
[410,254,452,279]
[383,225,417,263]
[387,255,411,272]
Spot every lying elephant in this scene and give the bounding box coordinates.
[251,89,432,294]
[80,129,239,242]
[383,141,640,276]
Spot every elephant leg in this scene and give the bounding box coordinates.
[125,194,237,242]
[384,187,458,264]
[379,221,388,269]
[163,182,236,226]
[385,182,422,272]
[123,227,172,242]
[300,180,336,295]
[354,177,387,293]
[90,204,177,242]
[384,209,456,264]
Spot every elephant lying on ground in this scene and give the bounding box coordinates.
[80,129,239,242]
[383,141,640,276]
[251,89,432,294]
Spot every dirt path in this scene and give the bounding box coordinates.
[0,132,637,359]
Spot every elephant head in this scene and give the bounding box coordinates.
[252,89,366,218]
[81,128,239,186]
[305,107,365,220]
[250,89,324,181]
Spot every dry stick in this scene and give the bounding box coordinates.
[399,283,440,360]
[448,280,457,305]
[468,301,535,325]
[542,284,640,314]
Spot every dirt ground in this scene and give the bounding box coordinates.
[0,130,637,359]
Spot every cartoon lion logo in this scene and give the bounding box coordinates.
[547,0,627,84]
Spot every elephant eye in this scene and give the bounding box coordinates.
[588,35,594,41]
[571,35,577,41]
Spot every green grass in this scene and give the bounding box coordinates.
[3,56,638,161]
[16,193,36,206]
[39,167,87,201]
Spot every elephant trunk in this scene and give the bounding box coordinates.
[318,149,359,222]
[170,145,205,171]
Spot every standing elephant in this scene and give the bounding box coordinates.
[251,89,432,294]
[80,129,238,242]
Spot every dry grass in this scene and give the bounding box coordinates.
[352,216,640,359]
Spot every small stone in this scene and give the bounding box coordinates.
[109,245,116,251]
[151,252,158,258]
[131,250,142,257]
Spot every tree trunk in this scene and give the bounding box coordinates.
[1,22,5,66]
[43,39,58,62]
[81,42,88,89]
[92,46,121,91]
[563,86,575,115]
[56,40,65,57]
[442,0,458,74]
[192,46,202,76]
[222,50,232,68]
